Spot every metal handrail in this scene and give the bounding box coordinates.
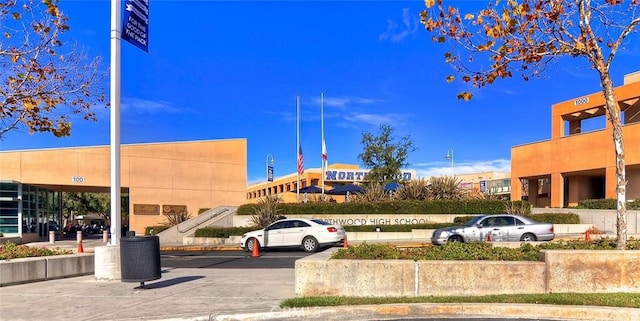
[176,207,229,233]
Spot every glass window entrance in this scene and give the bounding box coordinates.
[0,181,62,239]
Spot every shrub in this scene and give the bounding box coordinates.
[528,213,580,224]
[353,182,389,203]
[162,211,192,227]
[195,226,257,238]
[251,194,284,228]
[145,225,169,235]
[331,238,640,261]
[237,200,528,215]
[0,242,72,260]
[427,176,467,200]
[395,179,428,200]
[453,213,579,225]
[576,199,617,209]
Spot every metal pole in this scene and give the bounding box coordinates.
[110,0,122,245]
[266,154,274,196]
[321,92,325,197]
[445,148,454,176]
[450,148,454,174]
[296,96,300,203]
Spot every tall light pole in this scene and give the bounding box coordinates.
[445,148,454,175]
[266,154,275,196]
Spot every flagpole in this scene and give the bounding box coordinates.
[296,95,300,203]
[110,0,122,246]
[321,92,325,197]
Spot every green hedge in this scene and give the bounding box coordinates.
[344,223,456,232]
[144,225,169,235]
[237,200,530,215]
[576,198,640,210]
[194,226,256,238]
[331,238,640,261]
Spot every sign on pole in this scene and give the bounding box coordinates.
[122,0,149,52]
[267,166,274,182]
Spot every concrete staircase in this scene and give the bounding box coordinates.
[156,206,237,245]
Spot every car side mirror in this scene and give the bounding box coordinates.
[476,223,483,228]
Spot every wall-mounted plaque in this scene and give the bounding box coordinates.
[134,204,160,215]
[162,205,187,216]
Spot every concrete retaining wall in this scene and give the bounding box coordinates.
[296,248,640,297]
[542,250,640,293]
[531,208,640,234]
[0,254,94,286]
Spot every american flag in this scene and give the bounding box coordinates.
[297,144,304,175]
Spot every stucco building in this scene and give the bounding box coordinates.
[511,71,640,207]
[246,163,415,203]
[0,139,247,240]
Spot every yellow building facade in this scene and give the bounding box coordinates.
[246,163,416,203]
[511,71,640,207]
[0,139,247,238]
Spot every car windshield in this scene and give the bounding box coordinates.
[464,216,485,227]
[311,219,330,225]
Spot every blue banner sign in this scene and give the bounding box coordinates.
[267,166,274,182]
[325,170,413,182]
[122,0,149,52]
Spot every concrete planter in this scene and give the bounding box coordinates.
[296,248,640,297]
[0,254,94,287]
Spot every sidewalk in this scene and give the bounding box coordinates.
[0,266,295,321]
[4,236,636,321]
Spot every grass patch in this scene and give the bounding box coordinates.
[281,293,640,309]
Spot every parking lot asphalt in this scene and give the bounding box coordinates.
[2,238,637,321]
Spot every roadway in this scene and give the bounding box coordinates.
[160,249,314,269]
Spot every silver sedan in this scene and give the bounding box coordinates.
[431,214,555,245]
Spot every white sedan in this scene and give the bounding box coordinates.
[240,218,345,253]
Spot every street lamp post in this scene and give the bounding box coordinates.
[266,154,275,196]
[445,148,454,175]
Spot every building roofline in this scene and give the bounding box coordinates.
[0,138,246,153]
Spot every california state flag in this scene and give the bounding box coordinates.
[321,139,327,165]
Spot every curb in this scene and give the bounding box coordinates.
[160,245,242,251]
[208,303,640,321]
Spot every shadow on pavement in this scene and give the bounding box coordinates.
[130,275,205,289]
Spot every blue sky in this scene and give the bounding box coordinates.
[1,0,639,185]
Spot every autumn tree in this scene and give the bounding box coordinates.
[421,0,639,249]
[0,0,106,139]
[358,124,416,184]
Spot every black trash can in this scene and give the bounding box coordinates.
[120,235,161,287]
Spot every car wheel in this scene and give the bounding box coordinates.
[520,233,537,242]
[302,236,319,253]
[245,237,259,252]
[447,235,464,243]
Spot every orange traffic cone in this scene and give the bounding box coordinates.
[585,229,591,242]
[486,233,492,242]
[343,235,349,248]
[77,240,84,253]
[251,239,260,258]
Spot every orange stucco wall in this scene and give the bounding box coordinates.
[512,78,640,207]
[0,139,247,233]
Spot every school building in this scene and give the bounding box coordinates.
[246,164,416,203]
[0,139,247,241]
[511,71,640,207]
